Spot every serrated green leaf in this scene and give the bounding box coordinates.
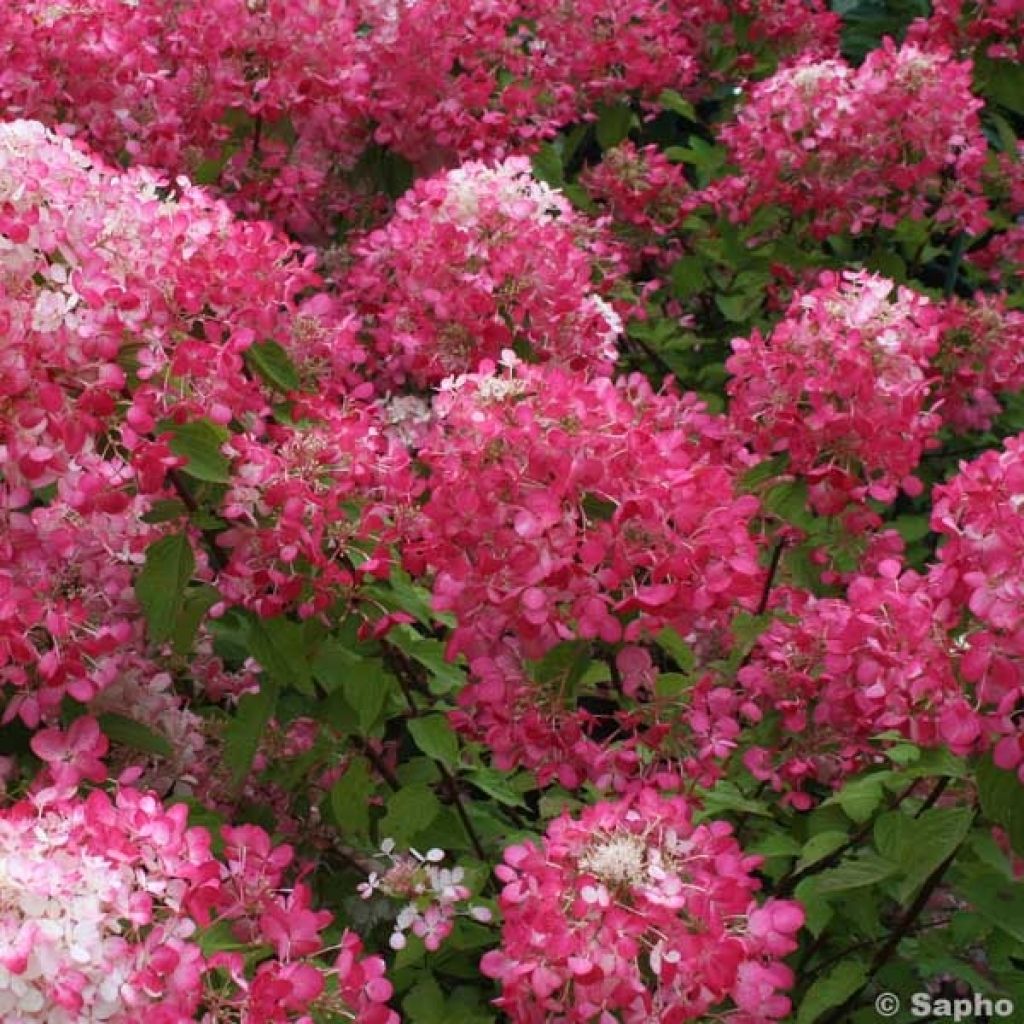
[715,290,762,323]
[198,919,252,956]
[654,672,692,698]
[750,833,802,858]
[404,976,447,1024]
[163,419,232,483]
[467,768,528,808]
[959,870,1024,944]
[409,714,460,767]
[330,756,372,836]
[245,339,300,392]
[141,498,187,524]
[340,662,396,734]
[246,615,314,695]
[135,532,195,644]
[797,961,868,1024]
[223,677,279,787]
[796,830,849,872]
[381,784,441,844]
[530,640,590,692]
[658,89,698,122]
[596,103,633,149]
[824,774,888,823]
[696,781,771,819]
[97,713,173,758]
[172,584,219,655]
[979,56,1024,116]
[891,515,930,543]
[740,454,791,491]
[388,626,465,695]
[654,628,695,671]
[531,143,564,187]
[813,852,896,893]
[977,754,1024,857]
[764,479,811,524]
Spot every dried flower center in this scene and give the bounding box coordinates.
[579,832,648,888]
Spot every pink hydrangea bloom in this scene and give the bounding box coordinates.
[345,158,626,388]
[727,271,943,512]
[482,788,803,1022]
[716,41,989,238]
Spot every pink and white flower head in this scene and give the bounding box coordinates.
[345,158,626,388]
[482,788,803,1022]
[728,270,943,513]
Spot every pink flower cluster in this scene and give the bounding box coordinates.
[402,358,762,784]
[716,41,989,237]
[930,434,1024,779]
[734,567,974,804]
[581,142,696,257]
[0,488,156,727]
[0,0,369,237]
[482,788,804,1022]
[345,158,626,389]
[909,0,1024,62]
[727,271,943,513]
[933,293,1024,432]
[0,787,397,1024]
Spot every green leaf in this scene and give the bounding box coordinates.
[97,713,173,758]
[198,919,252,956]
[875,807,972,901]
[654,672,692,698]
[764,479,811,524]
[141,498,187,524]
[959,870,1024,945]
[312,637,364,693]
[330,756,372,836]
[696,781,771,819]
[404,976,447,1024]
[172,584,219,655]
[388,626,465,695]
[596,103,633,149]
[989,111,1018,156]
[467,767,528,808]
[339,662,396,734]
[740,454,791,491]
[530,640,590,692]
[381,784,441,844]
[244,340,300,392]
[654,628,695,671]
[135,532,195,644]
[670,254,710,299]
[162,419,232,483]
[223,677,279,787]
[409,715,460,767]
[796,830,849,872]
[812,852,896,893]
[824,774,888,823]
[750,833,802,859]
[531,143,564,187]
[246,616,314,695]
[797,962,868,1024]
[977,754,1024,857]
[978,56,1024,116]
[715,290,762,323]
[658,89,698,122]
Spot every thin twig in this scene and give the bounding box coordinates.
[384,644,490,862]
[351,735,400,792]
[757,539,787,617]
